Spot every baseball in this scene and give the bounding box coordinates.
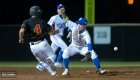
[87,70,93,73]
[87,70,90,73]
[114,47,118,51]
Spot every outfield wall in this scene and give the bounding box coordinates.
[0,25,140,61]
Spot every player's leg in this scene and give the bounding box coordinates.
[34,52,56,76]
[55,49,63,67]
[36,57,45,71]
[30,45,44,71]
[80,47,107,74]
[30,40,57,76]
[50,35,68,67]
[40,39,56,68]
[41,39,57,76]
[32,52,57,76]
[36,40,58,72]
[52,35,67,63]
[62,46,78,75]
[51,42,59,53]
[51,42,62,67]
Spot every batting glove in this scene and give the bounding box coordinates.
[67,32,72,38]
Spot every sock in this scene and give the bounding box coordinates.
[92,57,101,70]
[63,58,69,69]
[56,50,63,63]
[41,62,53,73]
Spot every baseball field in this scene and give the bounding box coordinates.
[0,61,140,80]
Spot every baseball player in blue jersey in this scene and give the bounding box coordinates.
[60,17,107,75]
[36,4,70,72]
[47,4,70,68]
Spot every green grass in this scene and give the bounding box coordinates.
[0,61,140,67]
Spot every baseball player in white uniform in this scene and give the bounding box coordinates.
[36,4,69,71]
[61,17,107,75]
[47,4,69,68]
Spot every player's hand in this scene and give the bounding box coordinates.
[19,39,24,43]
[50,29,59,35]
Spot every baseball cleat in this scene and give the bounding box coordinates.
[62,70,69,75]
[51,71,57,77]
[36,62,45,71]
[98,69,107,74]
[46,58,56,72]
[54,62,63,68]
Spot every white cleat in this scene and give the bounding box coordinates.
[36,63,45,71]
[98,69,107,74]
[51,71,57,77]
[54,62,63,68]
[62,70,69,75]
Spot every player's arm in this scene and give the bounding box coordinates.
[63,13,78,30]
[85,33,92,52]
[81,33,92,62]
[65,20,78,40]
[60,8,78,33]
[47,16,59,35]
[46,23,59,35]
[51,29,59,35]
[61,10,69,22]
[60,9,73,39]
[19,23,26,43]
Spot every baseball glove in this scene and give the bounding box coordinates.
[81,52,91,62]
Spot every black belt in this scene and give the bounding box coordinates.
[31,42,36,45]
[30,39,44,45]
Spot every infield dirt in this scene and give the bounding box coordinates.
[0,67,140,80]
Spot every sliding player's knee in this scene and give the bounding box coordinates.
[62,48,70,59]
[34,53,40,58]
[91,50,98,59]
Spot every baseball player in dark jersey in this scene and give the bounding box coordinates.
[19,6,57,76]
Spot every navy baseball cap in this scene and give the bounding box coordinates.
[57,4,64,10]
[77,17,88,25]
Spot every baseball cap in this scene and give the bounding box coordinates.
[57,4,64,10]
[77,17,88,25]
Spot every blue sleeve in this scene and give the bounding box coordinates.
[87,43,92,51]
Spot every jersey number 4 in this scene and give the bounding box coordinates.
[34,24,42,35]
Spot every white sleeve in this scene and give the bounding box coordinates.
[47,15,60,30]
[47,16,56,26]
[65,20,77,30]
[84,32,92,44]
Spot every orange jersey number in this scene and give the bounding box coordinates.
[34,24,42,35]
